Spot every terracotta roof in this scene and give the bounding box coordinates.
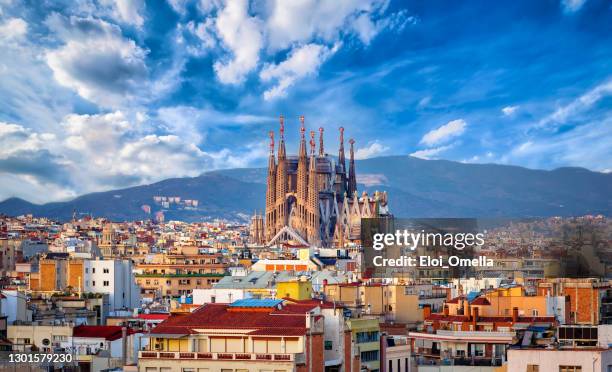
[282,298,341,309]
[470,297,491,306]
[151,303,309,336]
[446,296,465,304]
[137,313,170,320]
[73,325,136,341]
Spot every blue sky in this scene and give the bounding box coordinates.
[0,0,610,203]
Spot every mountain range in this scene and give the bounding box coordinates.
[0,156,610,222]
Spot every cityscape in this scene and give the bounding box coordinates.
[0,121,611,372]
[1,0,612,372]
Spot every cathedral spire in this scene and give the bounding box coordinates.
[264,130,276,242]
[338,127,345,169]
[297,115,308,209]
[308,130,320,245]
[277,115,286,159]
[298,115,307,158]
[348,138,357,197]
[318,127,324,156]
[275,115,288,231]
[309,130,316,155]
[268,130,275,155]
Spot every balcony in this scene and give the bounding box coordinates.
[410,330,515,343]
[139,351,301,362]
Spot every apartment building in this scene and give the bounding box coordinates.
[507,348,612,372]
[346,318,380,372]
[82,259,140,312]
[138,299,328,372]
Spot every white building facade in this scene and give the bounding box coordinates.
[82,259,140,311]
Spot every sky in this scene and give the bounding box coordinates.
[0,0,611,203]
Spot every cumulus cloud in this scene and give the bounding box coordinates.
[419,119,467,146]
[410,144,454,160]
[199,0,412,95]
[502,105,519,116]
[213,0,263,84]
[113,0,145,27]
[0,17,27,42]
[44,14,148,108]
[354,140,389,159]
[260,43,338,100]
[0,112,269,203]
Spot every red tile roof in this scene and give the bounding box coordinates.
[446,296,465,304]
[73,325,136,341]
[137,313,170,321]
[151,303,309,336]
[470,297,491,306]
[282,298,341,309]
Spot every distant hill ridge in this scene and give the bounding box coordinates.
[0,156,610,221]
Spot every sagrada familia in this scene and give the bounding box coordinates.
[251,115,390,248]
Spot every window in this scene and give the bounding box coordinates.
[182,369,195,372]
[92,268,95,273]
[324,341,332,350]
[532,309,539,316]
[388,360,392,372]
[92,281,96,286]
[405,358,408,372]
[85,268,89,273]
[559,367,582,372]
[360,350,379,362]
[472,344,485,357]
[397,359,400,372]
[103,268,109,273]
[455,349,466,357]
[103,281,109,286]
[527,365,539,372]
[356,331,379,343]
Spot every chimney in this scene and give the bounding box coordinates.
[512,307,519,323]
[422,304,431,319]
[443,305,449,317]
[472,306,479,328]
[121,326,127,366]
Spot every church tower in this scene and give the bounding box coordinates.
[307,130,320,245]
[275,115,288,232]
[264,131,276,242]
[337,127,347,196]
[296,115,308,237]
[347,138,357,197]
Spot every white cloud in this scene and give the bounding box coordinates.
[45,15,148,108]
[111,0,145,27]
[205,0,412,95]
[538,79,612,127]
[0,111,271,203]
[507,117,612,171]
[0,17,27,42]
[561,0,587,13]
[265,0,392,50]
[502,105,519,116]
[420,119,467,146]
[213,0,263,84]
[410,144,453,160]
[354,140,389,159]
[260,43,338,100]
